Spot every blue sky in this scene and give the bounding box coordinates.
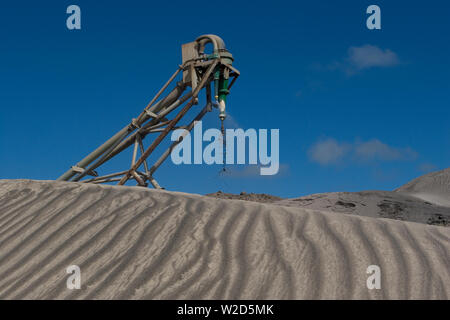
[0,1,449,197]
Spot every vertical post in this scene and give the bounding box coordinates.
[131,136,139,167]
[137,135,150,176]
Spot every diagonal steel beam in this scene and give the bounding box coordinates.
[118,60,218,185]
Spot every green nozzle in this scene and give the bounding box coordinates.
[218,76,229,103]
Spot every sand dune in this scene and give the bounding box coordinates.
[273,169,450,227]
[275,190,450,226]
[396,168,450,207]
[0,179,449,299]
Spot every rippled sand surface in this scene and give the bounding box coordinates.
[0,180,449,299]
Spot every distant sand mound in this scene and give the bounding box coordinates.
[396,168,450,207]
[275,190,450,227]
[270,168,450,227]
[0,180,449,299]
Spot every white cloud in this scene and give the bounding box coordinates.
[354,139,417,161]
[308,138,417,166]
[322,45,400,75]
[308,138,349,165]
[348,44,399,70]
[347,45,399,70]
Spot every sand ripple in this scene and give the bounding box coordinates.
[0,180,449,299]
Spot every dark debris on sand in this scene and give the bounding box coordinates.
[206,191,282,203]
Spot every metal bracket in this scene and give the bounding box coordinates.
[144,110,159,119]
[71,166,98,177]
